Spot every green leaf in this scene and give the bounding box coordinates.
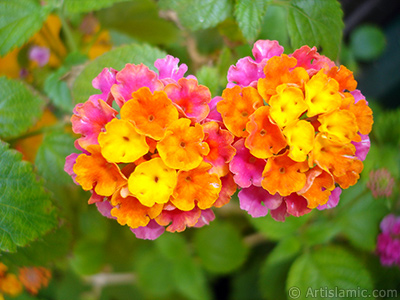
[44,68,74,112]
[158,0,232,31]
[234,0,267,42]
[0,141,56,252]
[196,66,220,97]
[300,219,341,247]
[155,232,190,261]
[0,77,44,140]
[0,0,50,56]
[69,239,105,275]
[97,0,179,45]
[350,25,386,61]
[259,5,291,51]
[194,222,248,274]
[63,0,129,14]
[35,132,77,188]
[72,43,167,103]
[249,213,311,241]
[260,237,302,300]
[1,226,72,266]
[336,185,388,251]
[286,0,344,59]
[287,245,374,300]
[135,247,175,298]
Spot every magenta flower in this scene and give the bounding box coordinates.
[376,214,400,267]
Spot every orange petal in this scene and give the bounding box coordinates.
[333,159,364,189]
[304,70,342,117]
[111,190,163,229]
[309,133,358,179]
[261,151,309,196]
[120,87,179,140]
[98,119,149,163]
[245,106,287,159]
[157,118,210,171]
[258,54,309,102]
[326,65,357,92]
[202,121,236,177]
[318,109,360,143]
[73,145,127,196]
[298,167,335,209]
[269,84,308,128]
[128,157,177,207]
[347,99,373,135]
[283,120,315,162]
[217,85,263,137]
[172,162,221,211]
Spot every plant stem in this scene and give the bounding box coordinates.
[58,8,78,53]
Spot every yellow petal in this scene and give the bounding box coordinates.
[283,120,315,162]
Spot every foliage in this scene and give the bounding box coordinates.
[0,0,399,299]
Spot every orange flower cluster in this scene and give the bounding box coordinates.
[219,41,373,220]
[66,56,236,239]
[0,263,22,300]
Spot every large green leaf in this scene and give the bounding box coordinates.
[287,245,374,300]
[0,77,44,140]
[44,68,74,113]
[158,0,232,31]
[286,0,344,59]
[72,43,167,103]
[194,222,248,274]
[0,0,50,56]
[260,237,302,300]
[0,141,56,252]
[63,0,128,14]
[234,0,267,42]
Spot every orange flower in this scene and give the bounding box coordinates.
[283,120,315,162]
[347,99,373,135]
[304,70,342,117]
[318,109,360,143]
[73,145,127,196]
[172,162,221,211]
[268,84,308,128]
[262,151,309,196]
[310,133,361,185]
[120,87,179,140]
[202,121,236,177]
[245,106,287,159]
[18,267,51,295]
[98,118,149,163]
[258,55,309,102]
[217,85,263,137]
[128,157,177,207]
[111,191,163,228]
[326,65,357,92]
[0,274,22,297]
[298,167,335,208]
[157,118,210,171]
[333,159,364,189]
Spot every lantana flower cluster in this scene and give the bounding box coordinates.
[65,56,236,240]
[217,40,373,220]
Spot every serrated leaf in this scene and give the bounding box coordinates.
[259,5,291,50]
[0,77,44,140]
[287,246,374,300]
[44,68,74,112]
[286,0,344,59]
[0,141,56,252]
[0,0,50,56]
[194,222,248,274]
[63,0,129,14]
[234,0,267,42]
[72,43,167,103]
[158,0,232,31]
[260,237,302,300]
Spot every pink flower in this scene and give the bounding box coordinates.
[29,46,50,67]
[376,214,400,268]
[367,168,395,198]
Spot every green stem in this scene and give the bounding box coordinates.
[58,8,78,52]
